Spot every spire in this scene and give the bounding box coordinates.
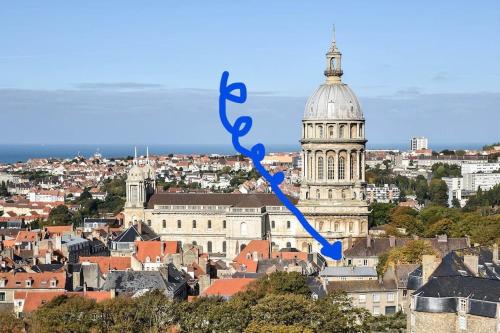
[134,146,138,165]
[324,25,343,83]
[146,146,150,165]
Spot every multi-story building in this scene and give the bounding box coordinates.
[463,172,500,191]
[123,33,369,263]
[410,137,428,151]
[365,184,400,203]
[461,162,500,174]
[442,177,464,207]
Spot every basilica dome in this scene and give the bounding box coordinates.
[303,83,363,120]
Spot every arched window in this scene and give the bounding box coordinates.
[338,156,345,180]
[327,157,334,180]
[207,241,212,253]
[271,220,275,229]
[286,221,291,229]
[329,126,334,138]
[339,125,345,138]
[162,220,166,228]
[223,220,226,229]
[330,58,336,69]
[328,189,333,199]
[177,220,181,228]
[316,189,320,199]
[222,241,227,253]
[192,220,196,228]
[207,220,212,229]
[317,157,324,180]
[318,126,324,138]
[286,242,292,248]
[240,222,247,235]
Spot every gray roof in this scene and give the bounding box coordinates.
[319,266,377,277]
[326,278,398,293]
[303,83,363,120]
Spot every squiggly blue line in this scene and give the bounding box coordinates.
[218,71,342,261]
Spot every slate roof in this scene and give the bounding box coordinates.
[113,222,159,243]
[432,247,500,280]
[344,236,469,258]
[102,263,186,295]
[326,278,398,293]
[319,266,377,278]
[146,193,296,209]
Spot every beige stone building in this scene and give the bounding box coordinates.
[123,33,369,261]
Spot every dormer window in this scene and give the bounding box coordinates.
[156,256,161,263]
[50,279,57,288]
[145,256,151,263]
[25,279,32,288]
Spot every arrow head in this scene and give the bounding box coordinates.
[320,241,342,260]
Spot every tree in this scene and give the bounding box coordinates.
[429,179,448,206]
[48,205,73,225]
[248,271,310,297]
[451,197,461,208]
[415,178,429,205]
[250,294,313,327]
[377,240,437,275]
[0,310,24,333]
[370,202,396,227]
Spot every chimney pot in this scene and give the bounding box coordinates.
[366,235,371,248]
[464,254,479,276]
[493,244,499,265]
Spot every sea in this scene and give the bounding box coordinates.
[0,143,487,164]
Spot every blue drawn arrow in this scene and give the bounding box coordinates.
[218,71,342,260]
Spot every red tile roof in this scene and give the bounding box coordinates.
[15,231,38,242]
[44,225,73,235]
[79,256,131,274]
[233,240,270,273]
[202,278,255,297]
[15,290,112,313]
[134,241,179,263]
[0,271,66,289]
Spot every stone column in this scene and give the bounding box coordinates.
[361,151,366,181]
[356,150,360,180]
[334,151,338,181]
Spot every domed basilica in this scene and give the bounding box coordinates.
[123,32,369,262]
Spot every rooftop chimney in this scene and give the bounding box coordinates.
[464,254,479,276]
[389,236,396,248]
[493,244,499,265]
[252,251,259,262]
[137,221,142,237]
[422,254,441,285]
[366,234,371,248]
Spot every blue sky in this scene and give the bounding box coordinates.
[0,1,499,147]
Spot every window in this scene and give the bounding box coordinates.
[192,241,197,246]
[459,298,467,313]
[327,157,334,179]
[317,157,324,180]
[50,279,57,288]
[373,293,380,303]
[208,220,212,229]
[373,306,380,315]
[286,221,291,229]
[0,292,5,301]
[25,280,32,288]
[271,220,275,229]
[387,293,395,302]
[318,126,324,138]
[339,125,345,138]
[334,223,339,232]
[240,222,247,235]
[192,220,197,228]
[223,220,226,229]
[329,126,334,137]
[328,189,333,199]
[286,242,291,248]
[147,220,151,226]
[145,256,151,263]
[207,241,212,253]
[162,220,166,228]
[177,220,181,228]
[358,294,366,303]
[338,156,345,180]
[222,241,227,253]
[385,306,396,315]
[156,256,161,263]
[359,124,363,137]
[316,189,320,199]
[363,259,368,266]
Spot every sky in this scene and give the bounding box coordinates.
[0,1,499,148]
